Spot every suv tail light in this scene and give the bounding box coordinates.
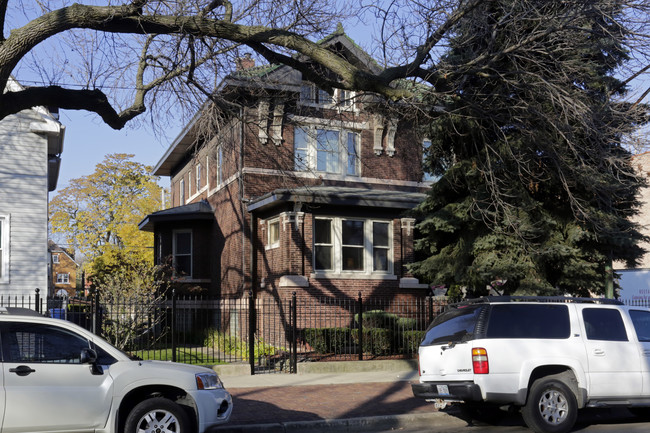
[472,348,489,374]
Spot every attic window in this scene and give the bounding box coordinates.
[300,83,355,110]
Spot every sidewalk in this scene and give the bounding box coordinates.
[212,360,467,433]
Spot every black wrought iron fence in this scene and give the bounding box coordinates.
[1,289,448,374]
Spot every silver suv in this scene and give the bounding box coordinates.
[0,307,232,433]
[412,296,650,433]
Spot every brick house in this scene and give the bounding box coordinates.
[48,240,79,297]
[139,29,432,301]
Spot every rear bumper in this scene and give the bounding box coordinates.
[412,381,482,402]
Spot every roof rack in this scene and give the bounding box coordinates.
[452,296,623,307]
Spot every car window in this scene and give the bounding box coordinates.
[582,308,628,342]
[1,322,91,364]
[486,304,570,339]
[420,305,484,346]
[630,310,650,342]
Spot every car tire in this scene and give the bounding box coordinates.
[125,398,191,433]
[522,376,577,433]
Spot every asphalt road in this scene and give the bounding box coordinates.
[375,407,650,433]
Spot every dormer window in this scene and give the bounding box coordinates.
[300,83,355,110]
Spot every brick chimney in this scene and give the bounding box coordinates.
[236,53,255,71]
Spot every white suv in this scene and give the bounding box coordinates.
[0,307,232,433]
[412,296,650,433]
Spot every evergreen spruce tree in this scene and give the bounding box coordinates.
[411,0,647,296]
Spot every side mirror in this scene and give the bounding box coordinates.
[80,348,97,364]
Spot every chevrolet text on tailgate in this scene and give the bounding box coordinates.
[0,307,232,433]
[412,296,650,433]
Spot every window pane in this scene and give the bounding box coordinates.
[175,232,191,254]
[300,84,312,102]
[315,246,332,270]
[294,127,309,171]
[486,305,570,339]
[316,129,340,173]
[4,323,90,364]
[630,310,650,342]
[317,89,332,104]
[583,308,628,341]
[342,247,363,271]
[175,256,192,276]
[314,219,331,244]
[268,220,280,245]
[373,249,388,271]
[342,220,363,246]
[373,222,389,247]
[347,132,359,176]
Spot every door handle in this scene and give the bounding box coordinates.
[9,365,36,376]
[593,348,605,357]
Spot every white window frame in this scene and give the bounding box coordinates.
[299,83,356,110]
[56,273,70,284]
[266,218,280,250]
[172,229,193,279]
[52,254,60,264]
[216,145,223,187]
[179,179,186,205]
[312,217,394,279]
[422,139,435,182]
[294,126,360,176]
[0,215,8,283]
[196,163,203,191]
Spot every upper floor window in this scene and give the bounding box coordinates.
[179,179,186,205]
[314,217,392,276]
[52,254,60,264]
[300,83,355,109]
[422,139,435,182]
[196,163,203,190]
[216,145,223,187]
[0,215,7,283]
[172,230,192,278]
[56,273,70,284]
[294,126,360,176]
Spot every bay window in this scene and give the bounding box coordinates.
[313,217,393,276]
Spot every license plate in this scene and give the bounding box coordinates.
[436,385,450,396]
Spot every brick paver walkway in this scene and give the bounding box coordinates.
[227,381,434,425]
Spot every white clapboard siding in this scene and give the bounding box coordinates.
[0,106,52,297]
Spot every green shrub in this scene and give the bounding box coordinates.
[355,310,399,329]
[396,317,418,330]
[402,330,426,354]
[303,327,350,353]
[203,328,281,361]
[352,328,394,355]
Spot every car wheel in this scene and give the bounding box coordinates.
[125,398,191,433]
[522,376,577,433]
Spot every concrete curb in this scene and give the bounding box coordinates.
[213,411,464,433]
[213,359,419,377]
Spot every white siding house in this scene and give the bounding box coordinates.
[0,78,65,296]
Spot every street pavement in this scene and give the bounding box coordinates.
[212,363,467,433]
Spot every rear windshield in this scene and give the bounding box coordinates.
[486,304,570,339]
[421,305,484,346]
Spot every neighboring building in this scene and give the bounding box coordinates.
[140,29,431,300]
[0,78,65,297]
[616,151,650,302]
[48,240,79,297]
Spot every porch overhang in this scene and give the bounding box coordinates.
[138,200,214,232]
[247,186,426,213]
